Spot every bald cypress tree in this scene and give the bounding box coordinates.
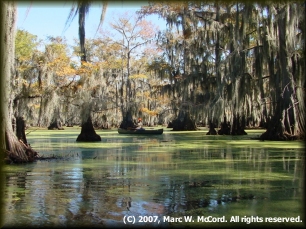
[1,2,38,163]
[65,1,107,141]
[139,1,304,139]
[260,3,305,140]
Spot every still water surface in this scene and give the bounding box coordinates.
[2,127,305,227]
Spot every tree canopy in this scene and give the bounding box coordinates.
[2,1,305,163]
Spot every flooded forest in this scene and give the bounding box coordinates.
[1,1,305,228]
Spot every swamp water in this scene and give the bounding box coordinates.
[2,127,305,228]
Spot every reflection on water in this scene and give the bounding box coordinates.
[2,128,305,227]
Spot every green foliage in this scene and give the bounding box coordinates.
[15,29,38,61]
[10,2,304,140]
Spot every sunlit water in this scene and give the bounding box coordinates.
[2,127,305,228]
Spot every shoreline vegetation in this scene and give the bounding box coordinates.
[2,1,304,163]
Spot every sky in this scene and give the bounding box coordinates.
[16,1,166,47]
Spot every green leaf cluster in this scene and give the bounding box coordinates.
[15,29,38,62]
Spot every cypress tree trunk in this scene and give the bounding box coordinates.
[119,111,136,129]
[76,116,101,142]
[16,117,27,144]
[231,114,247,135]
[75,3,102,142]
[76,99,101,141]
[260,4,301,141]
[1,2,38,163]
[218,116,231,135]
[206,120,217,135]
[172,111,197,131]
[79,2,86,62]
[47,118,64,130]
[47,107,64,130]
